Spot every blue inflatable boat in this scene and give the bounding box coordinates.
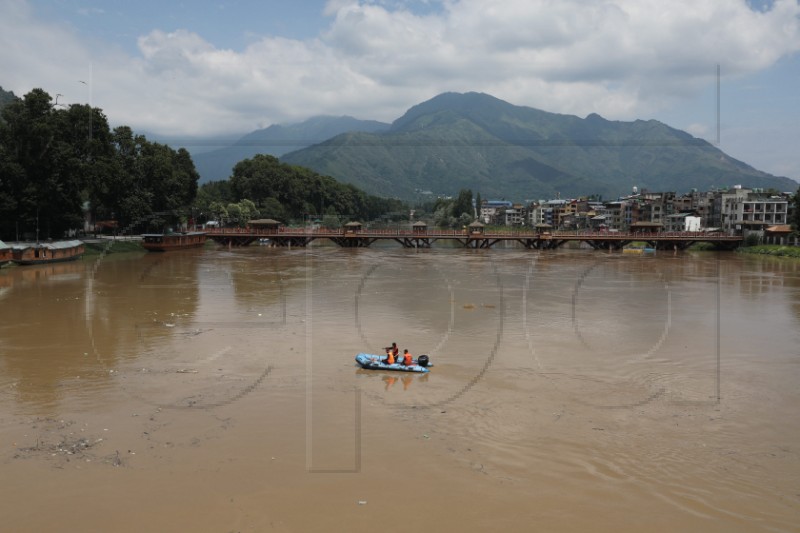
[355,353,431,373]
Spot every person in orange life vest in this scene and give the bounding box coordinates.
[386,349,396,365]
[403,349,413,366]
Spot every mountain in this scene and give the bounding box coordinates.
[0,86,17,112]
[280,92,797,200]
[192,115,389,182]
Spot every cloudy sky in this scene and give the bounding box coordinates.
[1,0,799,181]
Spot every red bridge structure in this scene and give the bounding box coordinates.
[206,222,743,251]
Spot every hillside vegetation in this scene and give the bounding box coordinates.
[281,92,797,200]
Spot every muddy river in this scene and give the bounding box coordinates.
[0,245,798,532]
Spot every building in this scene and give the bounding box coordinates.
[480,200,513,225]
[634,191,675,224]
[711,187,789,234]
[604,201,629,230]
[503,205,526,226]
[672,189,714,226]
[664,213,702,232]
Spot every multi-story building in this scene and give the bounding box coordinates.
[544,199,569,228]
[479,200,512,225]
[672,189,714,225]
[504,204,527,226]
[527,202,545,227]
[604,201,629,230]
[634,191,675,225]
[664,213,702,232]
[711,187,789,234]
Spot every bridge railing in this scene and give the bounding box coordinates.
[205,227,741,240]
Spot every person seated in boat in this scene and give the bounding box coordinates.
[385,342,399,358]
[402,349,413,366]
[386,349,396,365]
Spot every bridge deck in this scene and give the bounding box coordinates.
[207,228,742,250]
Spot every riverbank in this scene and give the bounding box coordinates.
[737,244,800,258]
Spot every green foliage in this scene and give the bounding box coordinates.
[207,201,228,222]
[0,88,200,239]
[258,197,286,221]
[0,88,94,238]
[744,234,761,247]
[792,185,800,231]
[737,245,800,258]
[451,188,473,219]
[227,153,404,223]
[225,203,243,226]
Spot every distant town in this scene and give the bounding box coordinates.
[474,186,796,244]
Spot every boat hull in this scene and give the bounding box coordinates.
[14,254,83,265]
[355,353,430,373]
[10,240,85,265]
[141,232,207,252]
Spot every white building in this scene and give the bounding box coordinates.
[713,188,789,234]
[665,213,702,232]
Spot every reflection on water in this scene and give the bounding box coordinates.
[0,247,798,532]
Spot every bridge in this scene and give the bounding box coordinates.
[206,227,743,251]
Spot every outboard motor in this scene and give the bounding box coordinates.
[417,355,430,367]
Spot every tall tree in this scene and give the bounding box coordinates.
[0,88,201,239]
[0,88,81,239]
[451,188,474,219]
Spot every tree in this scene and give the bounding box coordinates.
[0,88,100,238]
[228,153,405,223]
[451,188,473,220]
[194,180,233,215]
[101,127,199,232]
[208,201,228,224]
[0,88,202,239]
[238,199,259,223]
[226,203,243,227]
[433,203,455,228]
[259,197,286,221]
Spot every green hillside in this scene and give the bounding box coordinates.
[281,92,796,200]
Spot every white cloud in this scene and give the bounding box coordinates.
[1,0,799,140]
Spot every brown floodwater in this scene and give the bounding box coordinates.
[0,244,798,532]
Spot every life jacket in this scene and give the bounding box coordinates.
[387,352,395,364]
[403,353,413,366]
